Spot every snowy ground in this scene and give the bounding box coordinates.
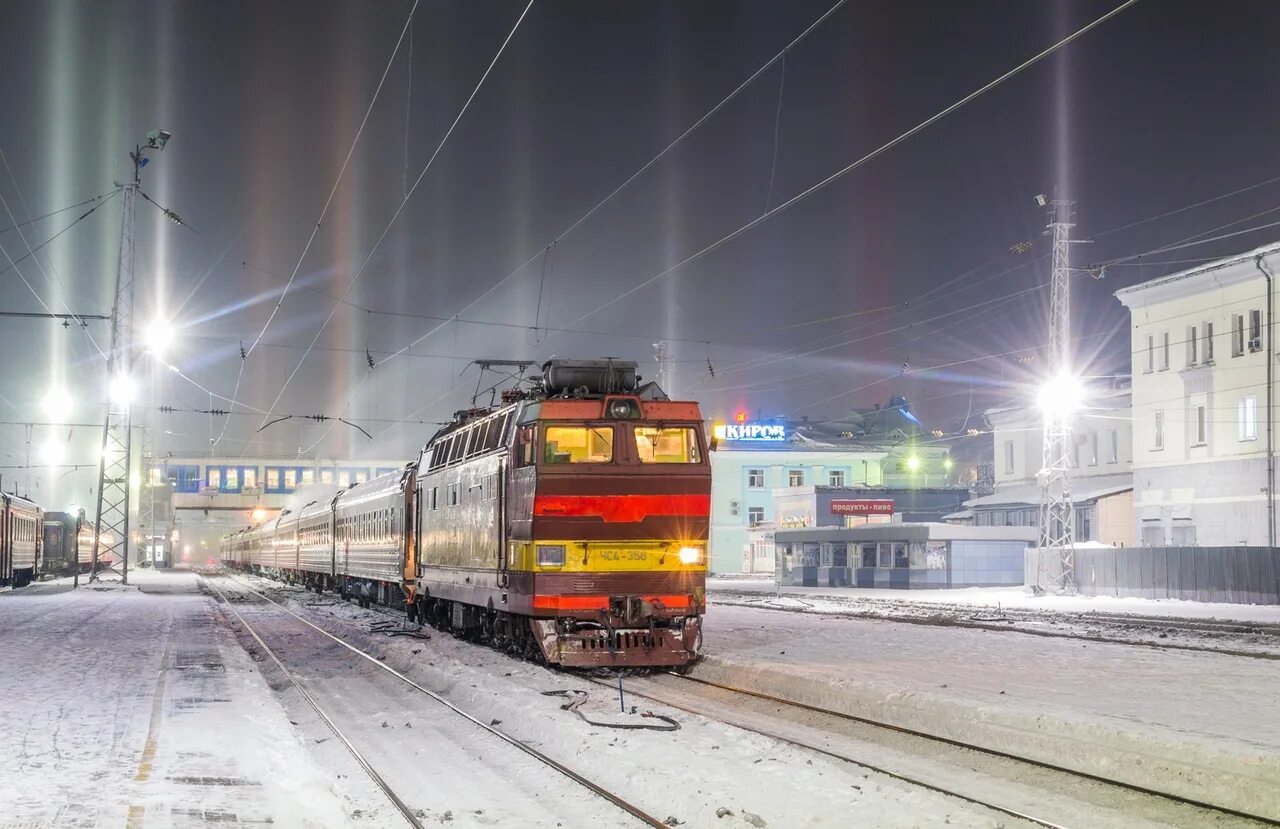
[696,600,1280,818]
[707,578,1280,658]
[1,569,1043,828]
[708,577,1280,623]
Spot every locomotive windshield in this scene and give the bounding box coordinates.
[543,425,614,463]
[634,426,701,463]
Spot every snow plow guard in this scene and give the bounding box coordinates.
[531,617,702,668]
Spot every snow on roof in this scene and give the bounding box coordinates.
[965,473,1132,508]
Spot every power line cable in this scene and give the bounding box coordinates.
[244,0,421,360]
[0,189,117,236]
[252,0,536,457]
[553,0,1141,335]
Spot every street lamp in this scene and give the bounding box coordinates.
[38,439,65,467]
[144,317,175,356]
[1037,371,1085,418]
[109,373,136,406]
[41,387,73,420]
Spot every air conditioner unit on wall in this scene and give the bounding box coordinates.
[729,500,740,516]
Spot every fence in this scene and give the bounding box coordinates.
[1027,546,1280,605]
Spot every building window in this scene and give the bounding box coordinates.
[1250,309,1264,352]
[170,464,201,493]
[1108,429,1119,463]
[319,468,334,485]
[860,544,876,568]
[1171,520,1196,546]
[1192,405,1206,446]
[877,543,893,568]
[893,543,909,568]
[1145,335,1154,373]
[1141,521,1164,546]
[747,507,764,527]
[1232,313,1245,356]
[1159,331,1170,370]
[207,467,222,490]
[266,468,281,492]
[1240,396,1258,441]
[1203,321,1214,363]
[243,468,257,489]
[447,483,459,506]
[1076,506,1092,541]
[1088,432,1098,466]
[747,468,765,489]
[1003,441,1014,474]
[283,468,297,489]
[788,469,804,487]
[1186,325,1198,366]
[828,469,845,487]
[1154,410,1164,450]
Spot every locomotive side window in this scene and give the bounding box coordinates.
[634,426,701,463]
[544,426,613,464]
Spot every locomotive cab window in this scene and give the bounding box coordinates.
[544,425,613,463]
[634,426,701,463]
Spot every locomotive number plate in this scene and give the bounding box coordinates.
[598,549,651,563]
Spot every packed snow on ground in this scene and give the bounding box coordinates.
[707,578,1280,623]
[0,570,368,827]
[224,572,1037,828]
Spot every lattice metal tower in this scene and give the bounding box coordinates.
[1037,199,1077,593]
[91,130,170,583]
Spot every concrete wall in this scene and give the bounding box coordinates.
[951,540,1025,586]
[1134,458,1274,546]
[1096,490,1135,546]
[1027,545,1280,604]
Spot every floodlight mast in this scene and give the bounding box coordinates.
[1037,198,1077,594]
[90,130,171,583]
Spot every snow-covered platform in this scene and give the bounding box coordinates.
[696,598,1280,819]
[708,576,1280,623]
[0,569,349,826]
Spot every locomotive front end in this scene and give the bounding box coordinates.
[515,389,710,668]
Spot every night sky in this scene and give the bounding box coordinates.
[2,0,1278,509]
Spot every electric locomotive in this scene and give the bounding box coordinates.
[412,359,709,667]
[221,359,710,669]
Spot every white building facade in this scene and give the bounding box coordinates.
[1115,242,1280,546]
[964,390,1135,546]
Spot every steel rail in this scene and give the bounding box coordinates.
[209,571,668,829]
[710,594,1280,661]
[668,673,1280,828]
[585,675,1068,829]
[202,576,426,829]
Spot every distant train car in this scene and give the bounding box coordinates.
[2,493,43,588]
[42,512,80,576]
[221,358,709,669]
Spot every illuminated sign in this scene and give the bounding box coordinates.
[713,422,787,442]
[830,499,895,516]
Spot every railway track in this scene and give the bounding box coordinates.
[592,672,1280,829]
[201,572,668,829]
[712,592,1280,660]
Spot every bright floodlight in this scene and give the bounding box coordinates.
[144,317,175,355]
[109,373,136,405]
[41,387,73,420]
[906,455,921,473]
[38,439,65,467]
[1037,372,1085,417]
[252,507,267,522]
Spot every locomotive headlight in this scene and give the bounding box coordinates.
[536,544,566,567]
[678,546,703,565]
[606,397,641,419]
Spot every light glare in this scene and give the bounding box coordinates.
[41,387,73,420]
[1038,372,1085,417]
[144,317,176,355]
[109,373,136,405]
[678,546,702,565]
[38,440,65,467]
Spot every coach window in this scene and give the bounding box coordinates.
[207,467,222,490]
[243,468,258,489]
[337,469,351,487]
[634,426,700,463]
[301,469,315,486]
[319,468,335,485]
[265,468,281,492]
[544,425,613,463]
[284,468,298,490]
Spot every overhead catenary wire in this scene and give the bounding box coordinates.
[303,0,852,442]
[249,0,535,459]
[0,188,118,236]
[243,0,421,360]
[552,0,1142,336]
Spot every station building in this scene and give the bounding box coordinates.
[708,398,966,574]
[142,455,406,565]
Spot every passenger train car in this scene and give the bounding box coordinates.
[2,493,43,588]
[222,359,710,668]
[41,511,93,576]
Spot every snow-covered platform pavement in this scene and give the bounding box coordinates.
[696,588,1280,819]
[0,569,350,826]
